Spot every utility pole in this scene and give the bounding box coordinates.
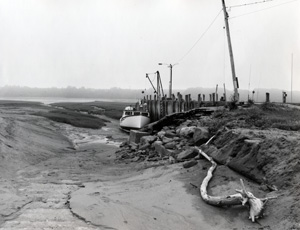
[222,0,239,102]
[158,63,178,98]
[291,53,293,103]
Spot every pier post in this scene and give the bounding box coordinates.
[184,95,188,111]
[156,99,159,120]
[176,93,180,112]
[167,100,173,115]
[163,99,167,117]
[159,99,164,119]
[266,92,270,103]
[179,93,183,112]
[188,94,192,110]
[198,94,202,103]
[198,94,202,108]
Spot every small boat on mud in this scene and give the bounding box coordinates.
[119,106,150,131]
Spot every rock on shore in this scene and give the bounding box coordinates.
[115,104,300,229]
[116,118,210,164]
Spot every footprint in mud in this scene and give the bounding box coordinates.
[101,196,110,203]
[88,193,111,203]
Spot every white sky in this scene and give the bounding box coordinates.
[0,0,299,91]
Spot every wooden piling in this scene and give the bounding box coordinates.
[266,92,270,103]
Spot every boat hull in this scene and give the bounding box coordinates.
[120,115,150,130]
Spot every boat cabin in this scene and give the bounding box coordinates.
[123,106,149,117]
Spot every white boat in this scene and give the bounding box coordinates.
[120,106,150,130]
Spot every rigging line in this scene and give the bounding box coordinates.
[229,0,276,8]
[176,9,222,63]
[151,75,156,82]
[230,0,299,19]
[146,72,157,84]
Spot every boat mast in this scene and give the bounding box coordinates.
[221,0,239,102]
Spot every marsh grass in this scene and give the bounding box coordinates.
[0,100,119,129]
[208,103,300,132]
[0,100,43,107]
[36,101,131,129]
[51,101,130,120]
[34,109,109,129]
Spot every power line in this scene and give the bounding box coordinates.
[230,0,299,19]
[176,9,222,63]
[229,0,276,8]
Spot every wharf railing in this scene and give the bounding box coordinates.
[134,91,291,122]
[136,92,225,122]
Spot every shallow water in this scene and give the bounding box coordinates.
[54,115,128,149]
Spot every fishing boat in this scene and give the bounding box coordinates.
[119,71,162,131]
[119,106,150,131]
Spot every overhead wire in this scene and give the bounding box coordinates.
[174,0,297,63]
[176,9,223,63]
[229,0,277,8]
[229,0,299,19]
[172,0,297,90]
[223,25,226,86]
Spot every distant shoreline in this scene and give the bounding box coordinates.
[1,86,300,103]
[0,96,137,105]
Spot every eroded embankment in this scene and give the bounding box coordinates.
[203,128,300,189]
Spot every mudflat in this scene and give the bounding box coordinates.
[0,101,298,230]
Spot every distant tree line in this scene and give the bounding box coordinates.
[0,86,299,103]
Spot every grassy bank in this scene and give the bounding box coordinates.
[51,101,130,120]
[34,109,109,129]
[0,100,43,107]
[207,102,300,133]
[0,100,111,129]
[38,100,133,129]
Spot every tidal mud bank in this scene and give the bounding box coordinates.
[0,102,128,229]
[0,101,299,229]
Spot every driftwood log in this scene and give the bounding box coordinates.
[196,136,277,222]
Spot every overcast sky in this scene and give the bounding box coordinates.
[0,0,299,92]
